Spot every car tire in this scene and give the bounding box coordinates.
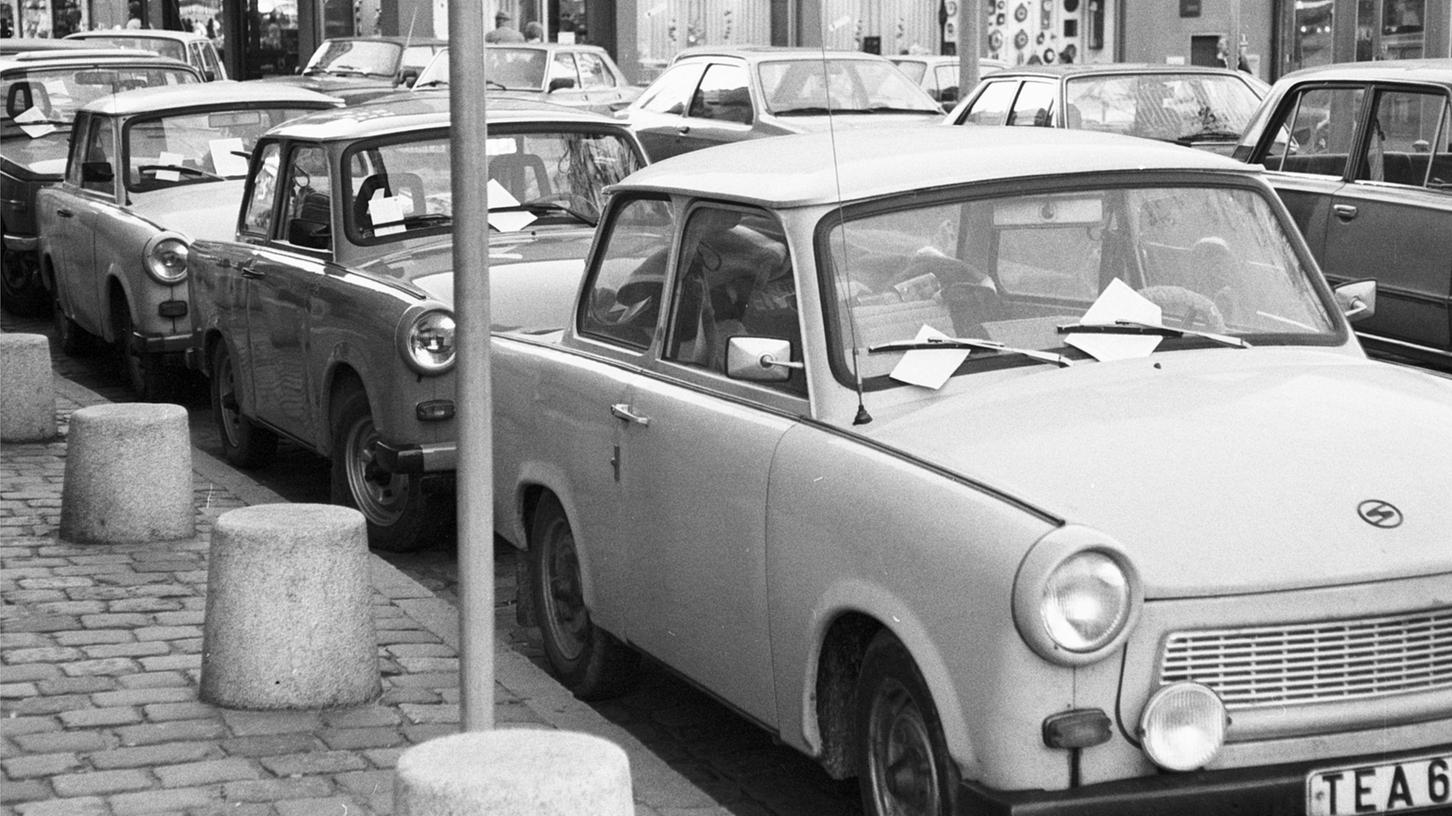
[112,298,165,400]
[210,340,277,468]
[854,630,960,816]
[530,493,639,700]
[1,247,49,317]
[52,291,93,357]
[330,387,431,552]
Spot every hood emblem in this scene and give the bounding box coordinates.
[1357,500,1403,529]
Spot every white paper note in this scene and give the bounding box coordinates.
[889,325,969,389]
[208,138,248,177]
[155,152,186,182]
[486,178,536,232]
[1064,278,1164,361]
[368,195,407,236]
[15,106,55,139]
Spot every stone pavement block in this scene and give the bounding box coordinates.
[153,757,260,787]
[258,750,368,776]
[0,682,38,698]
[116,719,227,747]
[11,731,111,754]
[36,676,115,696]
[88,741,217,770]
[320,706,400,729]
[57,706,143,728]
[276,795,369,816]
[218,710,321,737]
[318,726,408,751]
[12,795,107,816]
[107,786,220,816]
[219,733,318,758]
[5,646,83,663]
[9,694,89,716]
[222,777,334,802]
[89,687,193,708]
[2,752,83,779]
[0,716,60,738]
[0,664,60,683]
[0,778,50,805]
[116,671,189,690]
[81,641,171,660]
[49,768,151,797]
[53,631,133,647]
[144,702,218,722]
[61,657,140,677]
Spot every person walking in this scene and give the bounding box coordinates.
[486,10,524,42]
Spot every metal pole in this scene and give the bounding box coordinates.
[957,0,980,107]
[450,0,495,732]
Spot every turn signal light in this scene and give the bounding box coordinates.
[416,400,455,421]
[1042,709,1112,749]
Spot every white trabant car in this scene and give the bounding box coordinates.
[490,126,1452,816]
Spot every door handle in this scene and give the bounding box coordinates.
[1333,204,1358,221]
[239,265,264,280]
[56,208,74,218]
[610,403,650,426]
[677,125,691,135]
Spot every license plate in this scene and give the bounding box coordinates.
[1306,752,1452,816]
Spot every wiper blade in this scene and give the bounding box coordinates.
[1173,128,1242,144]
[772,106,835,116]
[494,201,597,227]
[862,105,939,114]
[137,163,224,181]
[1056,319,1249,348]
[868,336,1073,368]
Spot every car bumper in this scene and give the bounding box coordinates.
[374,440,457,474]
[958,743,1452,816]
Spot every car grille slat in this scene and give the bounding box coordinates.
[1158,607,1452,709]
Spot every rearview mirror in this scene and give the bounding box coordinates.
[1334,279,1377,323]
[401,69,419,87]
[726,337,801,382]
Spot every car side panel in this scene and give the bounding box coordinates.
[246,245,325,439]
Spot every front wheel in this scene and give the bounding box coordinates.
[530,493,638,699]
[854,631,960,816]
[330,388,431,552]
[1,247,49,316]
[112,300,166,401]
[210,340,277,468]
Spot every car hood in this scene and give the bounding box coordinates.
[862,349,1452,599]
[261,74,395,100]
[356,227,596,331]
[767,111,944,132]
[127,179,247,241]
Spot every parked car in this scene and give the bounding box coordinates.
[410,44,642,114]
[187,95,648,551]
[1,48,199,315]
[489,125,1452,816]
[1232,58,1451,372]
[264,36,446,104]
[65,29,227,81]
[36,81,339,398]
[888,54,1008,106]
[945,63,1268,154]
[0,39,105,55]
[616,46,944,161]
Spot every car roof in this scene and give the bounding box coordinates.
[977,62,1255,79]
[672,46,898,63]
[0,51,196,73]
[615,126,1257,208]
[0,38,102,54]
[1272,57,1452,85]
[316,36,448,47]
[267,93,628,141]
[67,30,212,43]
[81,80,339,115]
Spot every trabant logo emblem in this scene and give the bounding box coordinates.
[1357,500,1403,529]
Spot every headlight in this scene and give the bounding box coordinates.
[1139,682,1227,771]
[400,309,455,375]
[1041,550,1131,652]
[1013,526,1142,666]
[145,237,189,283]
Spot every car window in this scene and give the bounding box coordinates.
[688,63,752,124]
[304,40,401,77]
[240,141,281,237]
[80,115,115,196]
[576,52,615,89]
[638,62,706,115]
[962,80,1018,125]
[580,196,676,348]
[665,206,800,394]
[195,41,224,79]
[402,45,438,74]
[124,106,323,192]
[279,143,332,252]
[1065,73,1263,142]
[1262,86,1364,176]
[1356,87,1452,188]
[934,65,958,103]
[894,61,927,84]
[1008,81,1055,127]
[758,58,939,114]
[549,52,580,89]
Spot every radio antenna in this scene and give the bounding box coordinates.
[818,28,871,425]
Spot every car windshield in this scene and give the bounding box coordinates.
[124,106,325,192]
[1,65,197,167]
[72,35,187,61]
[345,128,645,244]
[303,40,401,77]
[824,184,1338,386]
[1065,73,1263,143]
[414,48,551,91]
[758,58,942,115]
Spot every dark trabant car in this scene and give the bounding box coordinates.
[264,36,447,105]
[1232,58,1452,372]
[410,44,642,114]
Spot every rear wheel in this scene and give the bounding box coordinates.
[854,631,959,816]
[330,387,431,552]
[209,340,277,468]
[1,247,49,316]
[530,493,638,699]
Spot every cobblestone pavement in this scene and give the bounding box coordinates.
[2,318,863,816]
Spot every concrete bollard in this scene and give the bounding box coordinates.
[59,403,192,542]
[0,333,56,442]
[395,730,633,816]
[200,503,379,709]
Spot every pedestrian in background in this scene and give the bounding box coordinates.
[486,10,524,42]
[524,21,543,42]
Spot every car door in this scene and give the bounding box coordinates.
[45,110,95,314]
[574,50,627,113]
[246,140,331,440]
[58,113,118,336]
[544,51,590,109]
[1321,84,1452,360]
[616,203,806,724]
[951,76,1021,125]
[624,60,707,161]
[674,62,756,154]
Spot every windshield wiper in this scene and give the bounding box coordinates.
[137,163,224,181]
[1174,128,1242,144]
[772,106,835,116]
[414,79,446,89]
[1056,319,1249,348]
[862,105,940,114]
[323,65,370,76]
[494,201,597,227]
[868,336,1073,368]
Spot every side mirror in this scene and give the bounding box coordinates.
[726,336,801,382]
[81,162,114,183]
[1334,279,1377,323]
[401,69,419,87]
[202,69,218,82]
[548,77,577,93]
[287,218,330,249]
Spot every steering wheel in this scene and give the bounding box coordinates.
[1138,285,1227,333]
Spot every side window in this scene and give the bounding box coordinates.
[1264,86,1364,176]
[579,196,676,348]
[665,206,802,393]
[549,52,580,90]
[638,63,706,115]
[66,112,90,186]
[196,42,224,79]
[688,63,752,124]
[1008,81,1056,127]
[1431,102,1452,190]
[240,141,282,237]
[80,116,115,196]
[1358,88,1451,187]
[934,65,958,104]
[576,52,614,89]
[279,144,332,251]
[960,80,1018,125]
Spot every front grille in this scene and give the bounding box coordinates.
[1158,606,1452,710]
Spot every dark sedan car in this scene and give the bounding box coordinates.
[1232,58,1452,372]
[264,36,446,104]
[616,46,943,161]
[944,63,1268,155]
[409,43,641,114]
